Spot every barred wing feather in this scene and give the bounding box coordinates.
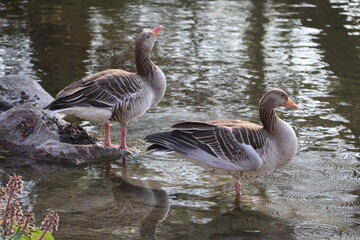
[171,121,264,171]
[49,69,144,110]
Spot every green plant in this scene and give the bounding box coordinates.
[0,174,59,240]
[0,150,8,159]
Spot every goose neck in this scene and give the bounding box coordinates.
[259,103,278,132]
[135,49,156,76]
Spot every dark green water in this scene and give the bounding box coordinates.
[1,0,359,239]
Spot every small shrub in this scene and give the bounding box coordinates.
[0,174,59,240]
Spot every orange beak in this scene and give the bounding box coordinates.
[151,25,162,38]
[284,99,299,109]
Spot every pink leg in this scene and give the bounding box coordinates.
[104,123,117,148]
[234,178,242,205]
[119,127,127,149]
[119,127,137,151]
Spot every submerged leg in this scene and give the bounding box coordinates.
[104,123,117,148]
[234,178,242,205]
[121,156,127,176]
[104,161,112,176]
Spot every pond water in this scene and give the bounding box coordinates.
[1,0,359,239]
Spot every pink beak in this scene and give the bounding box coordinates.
[284,99,299,109]
[151,25,163,38]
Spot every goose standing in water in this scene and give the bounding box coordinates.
[46,26,166,151]
[145,88,298,204]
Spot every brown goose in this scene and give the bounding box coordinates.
[46,26,166,150]
[145,88,298,204]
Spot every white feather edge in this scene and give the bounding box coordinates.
[150,142,263,172]
[50,106,112,124]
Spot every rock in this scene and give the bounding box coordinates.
[0,74,54,110]
[0,75,127,165]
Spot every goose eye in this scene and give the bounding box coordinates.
[147,35,150,38]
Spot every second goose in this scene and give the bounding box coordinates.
[145,88,298,204]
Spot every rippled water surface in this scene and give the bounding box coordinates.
[1,0,359,239]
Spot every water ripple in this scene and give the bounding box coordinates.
[294,223,342,239]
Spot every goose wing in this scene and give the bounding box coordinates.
[171,121,265,171]
[47,69,144,110]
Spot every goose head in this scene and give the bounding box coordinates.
[260,88,298,110]
[135,25,162,53]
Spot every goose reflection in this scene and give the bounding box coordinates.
[37,165,170,240]
[110,175,170,239]
[179,206,294,239]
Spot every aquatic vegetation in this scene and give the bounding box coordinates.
[0,174,59,240]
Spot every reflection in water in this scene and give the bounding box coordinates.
[242,0,267,102]
[178,206,294,240]
[111,175,170,239]
[0,1,35,77]
[307,1,360,144]
[32,167,169,240]
[25,1,93,97]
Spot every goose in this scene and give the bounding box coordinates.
[45,26,166,151]
[145,88,298,204]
